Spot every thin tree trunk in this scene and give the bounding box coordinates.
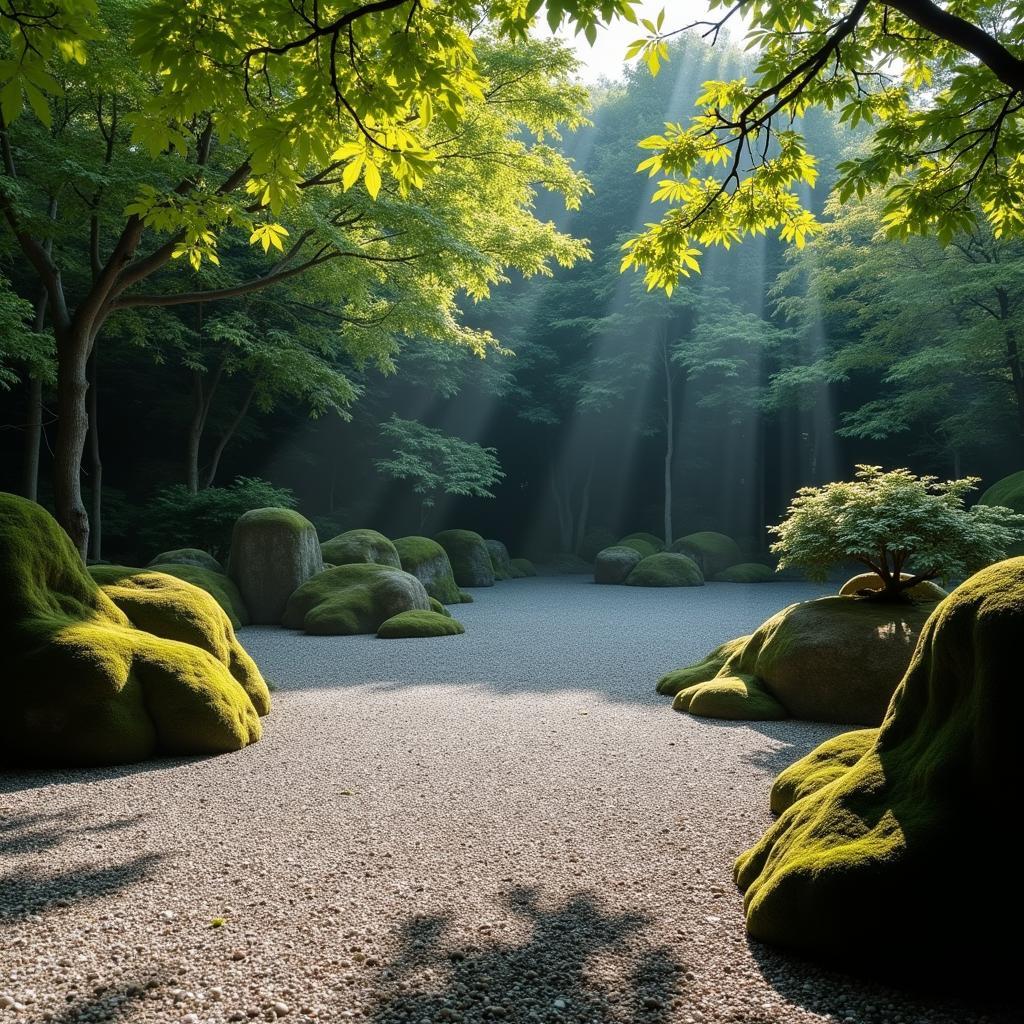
[202,384,255,489]
[54,324,93,558]
[186,370,205,494]
[23,375,43,502]
[662,341,675,547]
[574,453,595,554]
[86,345,102,563]
[550,474,573,552]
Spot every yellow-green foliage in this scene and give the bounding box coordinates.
[671,532,743,576]
[434,529,495,587]
[838,571,947,602]
[625,552,704,587]
[673,674,786,720]
[735,558,1024,969]
[283,562,430,635]
[377,610,466,638]
[769,729,877,815]
[320,528,401,568]
[979,470,1024,514]
[656,636,748,696]
[1,493,268,767]
[147,548,223,572]
[393,535,462,603]
[509,557,537,578]
[620,532,666,553]
[713,562,774,583]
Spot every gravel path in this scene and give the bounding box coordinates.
[1,577,1010,1024]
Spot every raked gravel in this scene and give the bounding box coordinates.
[1,576,1012,1024]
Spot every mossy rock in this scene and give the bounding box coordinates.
[228,507,322,624]
[320,528,401,569]
[485,539,513,580]
[670,532,743,576]
[734,558,1024,973]
[769,729,877,815]
[428,597,453,617]
[594,545,642,585]
[147,548,223,573]
[838,571,948,602]
[673,674,786,720]
[377,609,465,638]
[619,532,666,553]
[713,562,774,584]
[547,552,593,574]
[393,535,462,604]
[979,470,1024,513]
[282,562,430,635]
[434,529,494,588]
[657,636,749,696]
[458,591,474,603]
[625,552,704,588]
[1,493,268,767]
[617,537,658,559]
[577,527,617,563]
[509,557,537,578]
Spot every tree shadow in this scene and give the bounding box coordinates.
[363,887,685,1024]
[0,754,225,793]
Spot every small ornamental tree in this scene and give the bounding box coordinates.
[770,465,1024,600]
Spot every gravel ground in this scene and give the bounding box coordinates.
[1,577,1011,1024]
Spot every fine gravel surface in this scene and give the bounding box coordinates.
[1,577,1012,1024]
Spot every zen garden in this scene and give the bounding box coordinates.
[3,2,1024,1024]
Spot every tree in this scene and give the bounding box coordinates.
[0,0,627,556]
[770,465,1024,599]
[376,416,504,531]
[622,1,1024,290]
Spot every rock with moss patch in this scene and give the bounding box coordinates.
[713,562,774,584]
[321,528,401,569]
[674,674,786,720]
[509,557,537,578]
[1,493,268,767]
[625,552,704,588]
[485,539,512,580]
[768,729,876,815]
[428,597,453,617]
[620,532,666,553]
[434,530,494,588]
[838,571,948,602]
[577,528,617,562]
[228,507,323,624]
[458,591,474,603]
[657,637,749,696]
[670,532,743,576]
[734,559,1024,973]
[377,609,466,638]
[147,548,223,573]
[282,562,430,635]
[594,545,643,584]
[393,535,462,604]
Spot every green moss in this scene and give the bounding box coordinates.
[434,529,495,588]
[671,532,743,576]
[147,548,223,573]
[377,609,465,638]
[979,469,1024,513]
[656,636,749,696]
[735,558,1024,971]
[594,545,642,585]
[673,674,786,720]
[1,493,268,767]
[619,532,666,552]
[625,552,704,588]
[320,528,401,569]
[838,571,947,602]
[713,562,774,583]
[577,528,617,562]
[459,591,474,603]
[617,537,658,558]
[509,557,537,578]
[428,597,453,617]
[769,729,877,814]
[485,539,513,580]
[282,562,430,635]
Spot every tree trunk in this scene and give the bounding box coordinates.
[53,325,93,558]
[186,370,205,494]
[86,345,102,563]
[550,474,573,552]
[574,454,595,554]
[202,384,255,489]
[23,375,42,502]
[662,341,675,547]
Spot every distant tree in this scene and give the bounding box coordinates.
[770,465,1024,600]
[376,416,504,531]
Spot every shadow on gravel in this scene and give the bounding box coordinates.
[39,979,162,1024]
[364,886,684,1024]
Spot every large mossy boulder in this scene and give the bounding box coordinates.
[670,532,743,576]
[228,507,322,624]
[594,545,643,584]
[485,539,512,580]
[509,557,537,578]
[838,571,948,602]
[1,493,268,767]
[147,548,223,573]
[393,535,462,604]
[663,595,937,724]
[282,563,430,635]
[320,528,401,569]
[712,562,774,584]
[377,609,465,638]
[434,529,494,588]
[625,552,704,588]
[734,558,1024,974]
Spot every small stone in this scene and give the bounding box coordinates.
[272,1002,291,1016]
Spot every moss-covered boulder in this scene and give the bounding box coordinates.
[320,528,401,569]
[713,562,774,583]
[665,596,936,725]
[1,493,268,767]
[674,674,786,720]
[282,563,430,635]
[147,548,223,573]
[377,609,466,638]
[670,532,743,576]
[768,729,876,815]
[625,552,704,588]
[393,535,461,604]
[734,558,1024,973]
[434,529,494,588]
[838,571,948,602]
[228,507,322,624]
[428,597,452,616]
[979,469,1024,513]
[594,545,643,584]
[657,636,749,696]
[485,539,512,580]
[616,537,657,559]
[509,557,537,578]
[620,531,666,553]
[577,527,617,562]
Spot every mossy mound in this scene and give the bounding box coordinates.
[228,507,322,624]
[377,610,466,638]
[1,493,268,767]
[577,527,617,562]
[458,591,474,603]
[509,557,537,578]
[670,532,743,576]
[147,548,223,573]
[320,528,401,569]
[282,562,430,635]
[713,562,774,583]
[485,539,513,580]
[673,674,786,720]
[979,469,1024,513]
[434,529,495,588]
[620,532,666,553]
[735,558,1024,973]
[617,537,658,558]
[656,637,749,696]
[594,545,642,585]
[625,552,704,588]
[838,571,948,602]
[664,596,934,725]
[393,535,461,604]
[428,597,453,617]
[768,729,877,815]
